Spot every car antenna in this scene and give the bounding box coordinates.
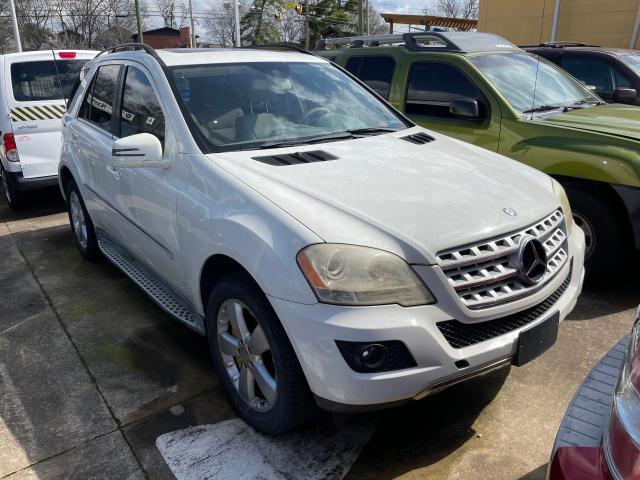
[51,49,68,107]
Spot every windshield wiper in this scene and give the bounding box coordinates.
[345,127,400,136]
[259,132,355,149]
[569,99,604,107]
[522,105,566,114]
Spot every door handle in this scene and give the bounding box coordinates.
[107,164,121,180]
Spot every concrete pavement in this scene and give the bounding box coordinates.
[0,188,637,479]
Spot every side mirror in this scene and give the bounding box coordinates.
[450,98,480,118]
[613,87,637,103]
[111,133,167,168]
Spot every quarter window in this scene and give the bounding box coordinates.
[405,62,484,119]
[345,56,395,99]
[79,64,120,134]
[119,66,165,147]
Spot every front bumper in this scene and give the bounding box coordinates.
[271,227,585,408]
[3,170,58,192]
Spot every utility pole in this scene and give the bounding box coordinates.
[304,0,310,50]
[8,0,22,52]
[134,0,143,43]
[188,0,196,47]
[233,0,241,47]
[358,0,364,35]
[550,0,561,42]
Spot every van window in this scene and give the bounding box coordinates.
[345,56,395,99]
[79,65,120,134]
[405,62,483,119]
[11,60,88,102]
[119,66,165,148]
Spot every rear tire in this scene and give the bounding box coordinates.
[1,164,26,211]
[206,271,317,434]
[65,179,100,260]
[565,184,630,279]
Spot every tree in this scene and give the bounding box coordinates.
[204,6,237,47]
[428,0,478,19]
[6,0,53,50]
[157,0,187,28]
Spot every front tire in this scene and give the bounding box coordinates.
[565,184,630,278]
[206,272,317,434]
[1,164,26,211]
[65,179,100,260]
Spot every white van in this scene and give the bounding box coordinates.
[0,50,97,209]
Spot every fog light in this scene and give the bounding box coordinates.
[361,344,388,370]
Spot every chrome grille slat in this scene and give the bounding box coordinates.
[437,209,569,310]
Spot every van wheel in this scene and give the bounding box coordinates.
[206,272,317,434]
[565,185,630,278]
[1,165,26,210]
[65,179,99,260]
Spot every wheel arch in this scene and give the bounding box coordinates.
[199,254,259,316]
[58,165,74,200]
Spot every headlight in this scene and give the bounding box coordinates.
[297,244,435,307]
[552,179,574,234]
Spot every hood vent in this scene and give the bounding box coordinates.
[401,132,435,145]
[251,150,338,166]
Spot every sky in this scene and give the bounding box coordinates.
[369,0,434,15]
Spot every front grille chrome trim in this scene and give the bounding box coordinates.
[436,209,569,310]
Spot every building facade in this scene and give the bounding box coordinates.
[478,0,640,48]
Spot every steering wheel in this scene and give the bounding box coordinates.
[304,107,331,125]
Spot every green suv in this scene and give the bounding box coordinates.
[317,32,640,276]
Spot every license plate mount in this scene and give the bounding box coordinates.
[513,312,560,367]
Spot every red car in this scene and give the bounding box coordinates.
[549,306,640,479]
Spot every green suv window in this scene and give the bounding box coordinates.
[345,56,395,99]
[405,62,484,119]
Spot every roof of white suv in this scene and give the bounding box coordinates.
[101,48,329,67]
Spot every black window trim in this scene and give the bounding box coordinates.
[403,59,491,124]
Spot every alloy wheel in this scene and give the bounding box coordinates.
[217,299,277,412]
[69,191,88,249]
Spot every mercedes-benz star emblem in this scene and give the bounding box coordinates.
[503,207,518,217]
[519,236,548,285]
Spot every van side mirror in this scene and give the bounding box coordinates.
[450,98,480,118]
[111,133,168,168]
[613,87,637,103]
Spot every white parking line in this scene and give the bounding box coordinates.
[156,417,376,480]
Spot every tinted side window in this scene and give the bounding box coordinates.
[405,62,483,119]
[80,65,120,133]
[345,56,395,99]
[560,56,617,100]
[119,66,165,148]
[10,60,87,102]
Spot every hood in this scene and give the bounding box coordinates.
[540,103,640,141]
[208,128,558,264]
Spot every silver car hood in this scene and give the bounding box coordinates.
[207,128,558,264]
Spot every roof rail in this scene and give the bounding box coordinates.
[316,32,466,52]
[243,43,315,56]
[522,41,601,48]
[95,43,163,61]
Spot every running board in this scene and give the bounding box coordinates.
[97,234,205,335]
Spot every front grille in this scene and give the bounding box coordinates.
[437,260,573,349]
[436,209,569,310]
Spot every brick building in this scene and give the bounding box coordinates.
[131,26,197,48]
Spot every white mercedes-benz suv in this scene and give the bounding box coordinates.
[59,44,585,433]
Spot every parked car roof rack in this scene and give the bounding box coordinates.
[95,43,164,62]
[242,43,316,56]
[521,41,601,48]
[317,32,520,53]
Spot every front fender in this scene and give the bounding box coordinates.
[178,155,322,315]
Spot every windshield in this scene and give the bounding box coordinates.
[470,53,600,114]
[620,54,640,78]
[171,61,407,152]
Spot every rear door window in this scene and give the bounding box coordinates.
[405,62,484,119]
[11,60,88,102]
[79,64,121,134]
[345,56,395,99]
[119,66,166,148]
[558,55,632,101]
